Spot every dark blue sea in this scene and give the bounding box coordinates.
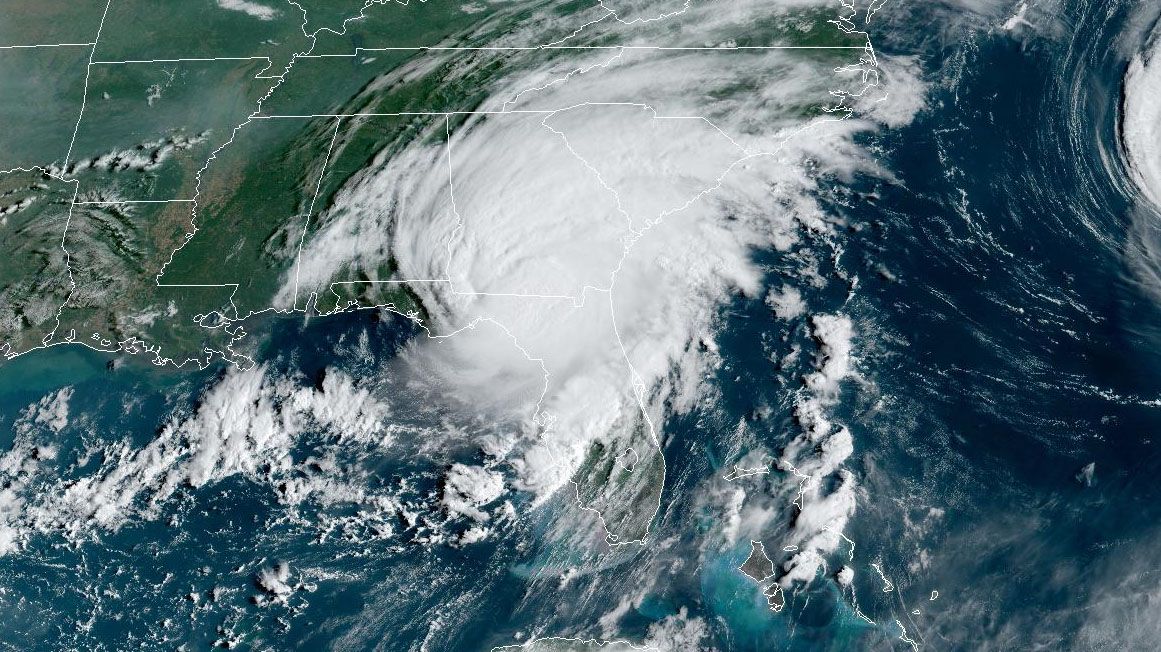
[4,1,1161,649]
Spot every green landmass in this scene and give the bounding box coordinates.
[0,0,871,370]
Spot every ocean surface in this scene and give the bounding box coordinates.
[4,0,1161,650]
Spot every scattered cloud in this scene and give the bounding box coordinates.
[215,0,279,21]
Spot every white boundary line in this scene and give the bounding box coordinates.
[350,45,866,51]
[492,636,657,652]
[91,45,870,62]
[0,43,96,50]
[72,198,195,205]
[62,0,114,166]
[0,0,406,365]
[87,56,280,78]
[291,118,343,309]
[90,56,273,63]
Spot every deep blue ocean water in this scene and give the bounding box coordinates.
[5,1,1161,649]
[825,0,1161,645]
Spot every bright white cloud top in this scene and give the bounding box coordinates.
[1124,29,1161,211]
[282,0,920,552]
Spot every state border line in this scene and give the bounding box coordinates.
[85,43,870,66]
[251,108,741,119]
[290,118,342,309]
[350,45,867,51]
[0,42,97,50]
[89,56,271,64]
[72,199,195,205]
[0,0,898,596]
[62,0,113,166]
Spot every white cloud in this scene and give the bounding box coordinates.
[55,132,208,176]
[805,314,855,397]
[275,0,920,545]
[0,443,39,555]
[642,607,711,652]
[1124,32,1161,211]
[457,525,488,544]
[716,485,747,546]
[766,285,806,320]
[441,463,505,522]
[778,468,857,585]
[257,561,294,599]
[1001,1,1032,30]
[286,368,395,446]
[295,67,885,520]
[858,55,928,129]
[215,0,279,21]
[31,387,73,433]
[836,564,854,586]
[183,365,296,488]
[0,365,402,554]
[776,314,859,586]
